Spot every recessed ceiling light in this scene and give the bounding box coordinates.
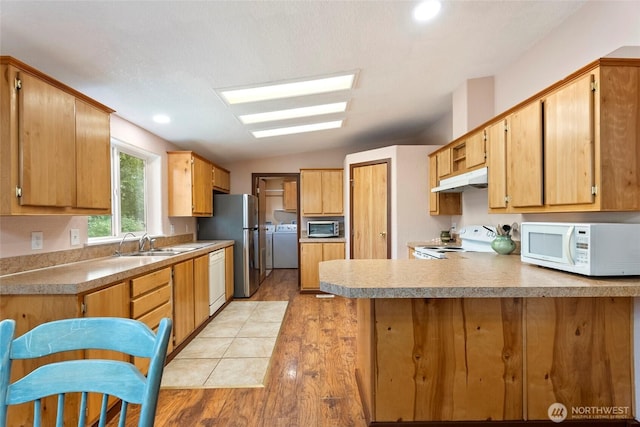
[153,114,171,124]
[239,102,348,124]
[252,120,343,138]
[221,74,355,104]
[413,0,441,22]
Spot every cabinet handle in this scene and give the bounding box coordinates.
[379,232,386,237]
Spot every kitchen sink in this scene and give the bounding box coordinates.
[120,250,181,257]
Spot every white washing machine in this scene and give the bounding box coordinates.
[272,223,298,269]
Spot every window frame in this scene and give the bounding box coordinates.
[88,138,161,243]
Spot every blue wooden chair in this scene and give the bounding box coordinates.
[0,317,172,427]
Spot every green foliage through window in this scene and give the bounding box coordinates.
[119,152,146,233]
[88,143,148,239]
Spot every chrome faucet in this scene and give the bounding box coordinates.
[139,233,152,252]
[116,232,137,256]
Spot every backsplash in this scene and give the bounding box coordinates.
[0,234,193,276]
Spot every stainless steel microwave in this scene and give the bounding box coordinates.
[520,222,640,276]
[307,221,340,238]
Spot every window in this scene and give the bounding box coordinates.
[89,140,158,240]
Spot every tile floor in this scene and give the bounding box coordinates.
[161,300,288,389]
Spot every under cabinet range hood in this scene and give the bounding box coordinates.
[431,167,488,193]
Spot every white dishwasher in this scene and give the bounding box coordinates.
[209,249,226,315]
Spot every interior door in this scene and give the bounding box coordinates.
[351,161,389,259]
[257,178,267,283]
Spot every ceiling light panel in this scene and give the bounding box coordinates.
[221,74,356,104]
[252,120,343,138]
[239,102,347,124]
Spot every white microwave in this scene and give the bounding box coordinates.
[307,221,340,238]
[520,222,640,276]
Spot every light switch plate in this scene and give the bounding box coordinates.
[31,231,43,250]
[70,229,80,246]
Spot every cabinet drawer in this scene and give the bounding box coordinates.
[131,283,171,318]
[131,268,171,297]
[135,301,172,330]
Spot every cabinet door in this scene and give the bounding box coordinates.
[508,101,543,208]
[544,74,595,206]
[429,155,462,216]
[18,71,76,207]
[213,166,231,193]
[75,99,111,210]
[168,152,193,216]
[436,149,451,178]
[429,156,439,214]
[466,131,486,169]
[192,156,213,216]
[83,281,130,424]
[173,259,195,345]
[323,242,345,262]
[487,119,508,209]
[300,243,323,290]
[301,170,323,215]
[283,180,298,211]
[322,170,343,215]
[193,254,210,328]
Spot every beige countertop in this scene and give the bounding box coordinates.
[0,240,233,296]
[299,232,346,243]
[319,252,640,298]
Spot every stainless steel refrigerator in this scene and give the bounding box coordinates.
[197,194,259,298]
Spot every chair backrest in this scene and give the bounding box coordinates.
[0,317,172,427]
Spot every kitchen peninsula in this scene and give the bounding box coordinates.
[319,254,640,424]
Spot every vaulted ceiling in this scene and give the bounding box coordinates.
[0,1,586,164]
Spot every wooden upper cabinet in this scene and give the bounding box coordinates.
[450,130,485,176]
[486,119,508,210]
[168,151,213,217]
[429,154,461,216]
[436,149,451,179]
[18,71,76,208]
[466,131,486,169]
[301,168,343,216]
[433,58,640,214]
[213,164,231,193]
[544,73,595,207]
[508,100,544,209]
[75,99,111,210]
[0,57,114,215]
[283,180,297,211]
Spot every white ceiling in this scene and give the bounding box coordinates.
[0,0,586,165]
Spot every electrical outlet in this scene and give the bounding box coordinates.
[70,229,80,246]
[170,224,175,235]
[31,231,43,250]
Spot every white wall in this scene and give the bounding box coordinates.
[494,1,640,114]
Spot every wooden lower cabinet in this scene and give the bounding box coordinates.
[174,255,211,346]
[173,259,195,346]
[225,245,234,300]
[83,282,131,424]
[130,267,173,372]
[300,242,345,291]
[357,297,633,423]
[194,254,210,328]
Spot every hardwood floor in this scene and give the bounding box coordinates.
[112,269,367,427]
